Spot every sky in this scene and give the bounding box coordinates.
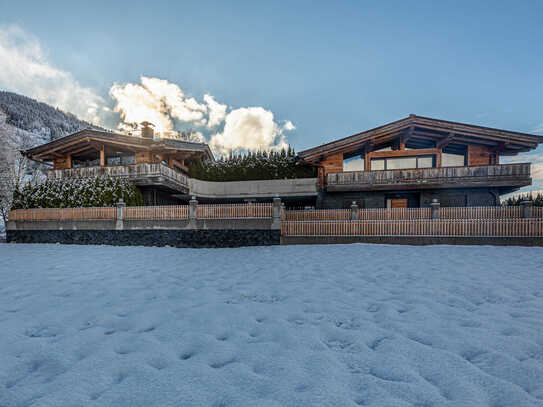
[1,0,542,189]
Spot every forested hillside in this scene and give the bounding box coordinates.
[0,91,103,141]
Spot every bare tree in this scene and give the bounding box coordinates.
[0,120,41,233]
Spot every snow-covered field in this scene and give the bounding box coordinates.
[1,244,543,407]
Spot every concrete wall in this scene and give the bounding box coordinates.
[189,178,318,199]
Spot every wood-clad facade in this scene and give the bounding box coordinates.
[24,129,213,205]
[297,115,543,209]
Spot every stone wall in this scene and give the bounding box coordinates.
[8,229,280,248]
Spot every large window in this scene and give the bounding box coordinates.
[343,156,365,171]
[442,153,465,167]
[370,155,435,171]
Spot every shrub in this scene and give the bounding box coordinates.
[188,147,316,182]
[11,176,144,209]
[503,192,543,206]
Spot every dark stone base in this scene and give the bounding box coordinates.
[7,229,280,248]
[281,235,543,246]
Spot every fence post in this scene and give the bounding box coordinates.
[116,198,125,230]
[520,201,533,218]
[280,203,286,221]
[189,196,198,229]
[430,198,440,220]
[272,196,281,230]
[350,201,359,221]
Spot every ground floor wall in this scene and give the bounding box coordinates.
[317,187,501,209]
[281,235,543,246]
[7,229,280,248]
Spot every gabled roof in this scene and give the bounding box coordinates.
[297,114,543,163]
[23,128,214,161]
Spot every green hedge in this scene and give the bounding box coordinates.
[504,193,543,206]
[188,147,316,182]
[12,176,144,209]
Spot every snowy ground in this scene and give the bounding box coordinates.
[1,244,543,407]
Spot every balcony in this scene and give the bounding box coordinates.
[326,163,532,192]
[46,163,189,193]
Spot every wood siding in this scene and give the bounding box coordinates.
[468,145,491,166]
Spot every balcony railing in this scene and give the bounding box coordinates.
[326,163,531,191]
[47,163,189,192]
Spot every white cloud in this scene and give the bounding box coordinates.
[534,123,543,134]
[0,25,106,124]
[209,107,292,155]
[204,94,227,128]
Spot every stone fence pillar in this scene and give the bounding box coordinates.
[350,201,359,221]
[430,198,440,219]
[520,201,533,218]
[272,196,281,230]
[116,198,126,230]
[189,196,198,220]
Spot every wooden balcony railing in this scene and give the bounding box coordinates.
[47,163,189,191]
[326,163,532,191]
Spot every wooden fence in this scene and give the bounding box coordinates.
[281,219,543,237]
[8,207,116,221]
[124,205,189,220]
[284,206,533,221]
[197,203,273,219]
[9,203,274,221]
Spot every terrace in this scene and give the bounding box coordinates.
[326,163,532,192]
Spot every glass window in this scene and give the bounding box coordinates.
[343,156,365,171]
[417,156,434,168]
[371,159,385,170]
[386,157,417,170]
[442,153,465,167]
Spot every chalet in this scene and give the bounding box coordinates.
[23,124,213,205]
[23,115,543,209]
[297,115,543,209]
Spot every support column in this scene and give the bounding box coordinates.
[100,146,105,167]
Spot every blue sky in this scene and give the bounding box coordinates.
[1,0,542,187]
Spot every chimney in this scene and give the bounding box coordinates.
[141,121,155,139]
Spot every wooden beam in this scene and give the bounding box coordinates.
[99,145,105,167]
[436,133,454,149]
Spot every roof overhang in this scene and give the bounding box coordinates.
[23,129,215,162]
[297,114,543,164]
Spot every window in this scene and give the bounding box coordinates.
[386,157,417,170]
[370,159,385,170]
[442,153,465,167]
[370,155,435,170]
[343,156,365,171]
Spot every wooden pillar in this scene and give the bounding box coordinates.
[66,155,72,169]
[168,156,174,168]
[436,149,442,168]
[99,146,105,167]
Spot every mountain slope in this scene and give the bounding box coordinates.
[0,91,104,142]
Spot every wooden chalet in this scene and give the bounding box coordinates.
[23,126,213,205]
[297,114,543,209]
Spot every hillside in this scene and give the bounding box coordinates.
[0,91,103,142]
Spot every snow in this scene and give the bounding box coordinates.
[1,243,543,407]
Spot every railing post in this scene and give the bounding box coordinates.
[430,198,440,219]
[272,195,281,230]
[116,198,125,230]
[520,200,533,218]
[350,201,359,221]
